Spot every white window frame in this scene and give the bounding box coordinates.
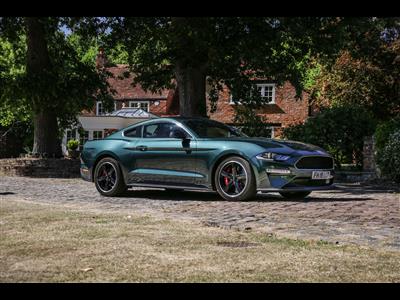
[92,130,104,140]
[96,101,104,116]
[129,100,150,112]
[96,101,117,115]
[229,83,276,105]
[257,83,276,104]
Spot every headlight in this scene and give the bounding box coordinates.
[256,152,291,161]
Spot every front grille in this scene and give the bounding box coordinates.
[295,156,334,169]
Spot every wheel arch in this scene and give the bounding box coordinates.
[210,151,259,191]
[91,151,122,182]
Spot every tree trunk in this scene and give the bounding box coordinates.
[26,17,62,157]
[174,63,207,118]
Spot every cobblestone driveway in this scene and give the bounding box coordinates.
[1,176,399,251]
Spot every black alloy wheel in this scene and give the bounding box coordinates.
[215,156,256,201]
[94,157,127,196]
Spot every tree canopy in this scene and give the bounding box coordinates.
[0,17,114,156]
[1,17,398,156]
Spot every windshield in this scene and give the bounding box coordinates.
[182,119,246,138]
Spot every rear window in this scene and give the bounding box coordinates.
[124,126,142,138]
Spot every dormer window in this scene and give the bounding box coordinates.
[96,101,116,115]
[129,101,150,112]
[96,101,104,116]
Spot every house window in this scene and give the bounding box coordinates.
[229,83,276,104]
[93,131,103,140]
[129,101,150,112]
[257,84,275,104]
[96,101,104,115]
[79,130,89,149]
[96,101,117,115]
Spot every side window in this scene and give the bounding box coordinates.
[124,126,142,138]
[144,123,173,138]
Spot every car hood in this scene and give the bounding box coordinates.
[210,137,329,156]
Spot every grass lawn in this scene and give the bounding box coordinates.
[1,199,399,282]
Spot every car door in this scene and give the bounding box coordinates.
[127,121,200,187]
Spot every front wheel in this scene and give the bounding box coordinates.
[94,157,127,197]
[215,156,257,201]
[279,191,311,199]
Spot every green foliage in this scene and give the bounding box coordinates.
[308,37,400,121]
[233,106,272,137]
[67,139,79,151]
[105,17,367,110]
[375,116,400,152]
[0,120,33,158]
[67,33,129,65]
[377,130,400,183]
[282,106,376,169]
[0,18,115,132]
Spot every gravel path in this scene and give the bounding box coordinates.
[1,176,399,251]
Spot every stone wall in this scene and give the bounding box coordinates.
[363,136,377,172]
[0,158,80,178]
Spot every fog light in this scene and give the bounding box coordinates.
[266,168,291,175]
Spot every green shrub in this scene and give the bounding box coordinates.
[282,105,376,169]
[67,139,79,151]
[375,116,400,153]
[377,130,400,183]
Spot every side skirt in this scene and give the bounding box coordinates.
[126,182,215,192]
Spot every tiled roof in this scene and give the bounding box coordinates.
[106,64,169,100]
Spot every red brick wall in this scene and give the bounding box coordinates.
[208,81,310,136]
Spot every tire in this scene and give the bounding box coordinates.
[214,156,257,201]
[279,191,311,199]
[94,157,127,197]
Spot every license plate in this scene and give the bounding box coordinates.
[312,171,331,180]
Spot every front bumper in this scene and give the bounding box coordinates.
[255,158,335,192]
[258,184,336,192]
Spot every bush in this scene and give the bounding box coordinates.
[377,130,400,183]
[67,139,79,151]
[375,116,400,153]
[282,105,376,169]
[0,121,33,158]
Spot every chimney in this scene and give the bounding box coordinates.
[96,47,109,69]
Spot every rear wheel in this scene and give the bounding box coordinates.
[279,191,311,199]
[215,156,257,201]
[94,157,127,197]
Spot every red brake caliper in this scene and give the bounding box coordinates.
[224,167,230,186]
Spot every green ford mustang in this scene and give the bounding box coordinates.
[80,117,334,201]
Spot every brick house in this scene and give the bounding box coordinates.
[63,50,311,153]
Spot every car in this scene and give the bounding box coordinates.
[80,117,334,201]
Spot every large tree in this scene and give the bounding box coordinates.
[0,17,113,157]
[98,17,398,118]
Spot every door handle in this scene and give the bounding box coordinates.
[136,145,147,151]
